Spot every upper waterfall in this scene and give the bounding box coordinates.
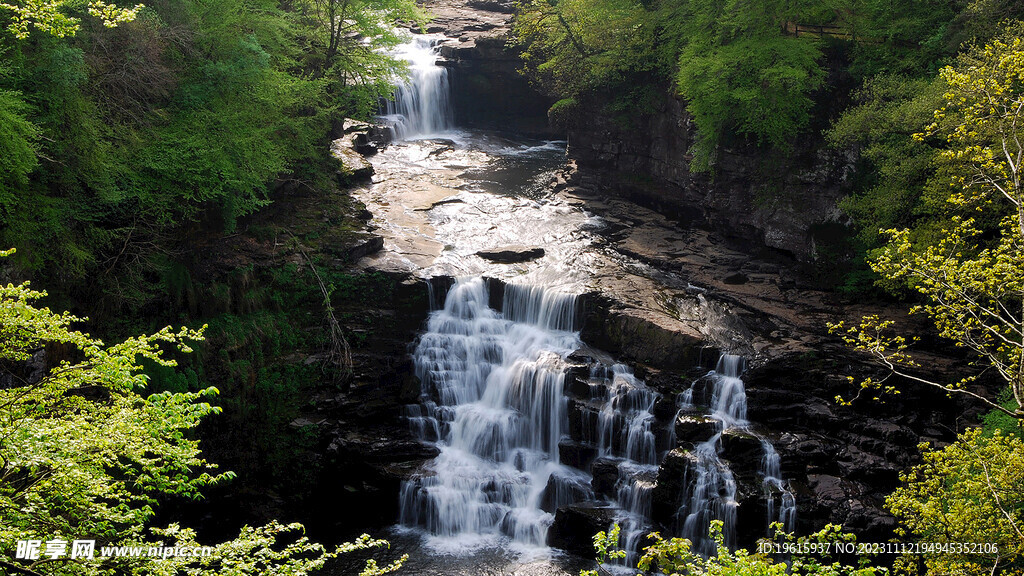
[380,34,454,139]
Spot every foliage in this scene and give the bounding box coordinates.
[666,0,823,170]
[0,0,419,315]
[0,87,38,192]
[0,249,406,576]
[826,75,947,250]
[511,0,655,104]
[0,0,142,39]
[512,0,823,169]
[886,428,1024,576]
[304,0,424,118]
[829,27,1024,421]
[580,521,885,576]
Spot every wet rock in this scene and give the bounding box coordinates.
[675,414,719,446]
[540,472,594,513]
[348,235,385,261]
[651,448,695,526]
[331,138,374,182]
[581,295,711,370]
[567,398,601,442]
[720,429,763,473]
[547,503,619,557]
[476,246,546,263]
[559,439,598,470]
[590,457,620,498]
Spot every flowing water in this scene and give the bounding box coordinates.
[353,33,796,571]
[379,34,454,139]
[676,356,797,555]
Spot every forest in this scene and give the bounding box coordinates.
[2,0,1024,575]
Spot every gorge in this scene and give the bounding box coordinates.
[318,15,965,574]
[4,1,1022,575]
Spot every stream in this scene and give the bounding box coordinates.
[335,34,796,575]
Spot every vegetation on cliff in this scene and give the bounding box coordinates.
[0,0,420,314]
[0,249,406,576]
[830,30,1024,576]
[512,0,1020,170]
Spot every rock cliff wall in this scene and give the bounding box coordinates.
[566,92,855,261]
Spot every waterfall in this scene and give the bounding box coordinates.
[399,279,794,558]
[675,355,796,555]
[399,278,586,551]
[380,34,454,140]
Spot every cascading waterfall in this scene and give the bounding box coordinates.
[675,355,797,555]
[380,34,454,139]
[399,278,588,550]
[399,279,794,559]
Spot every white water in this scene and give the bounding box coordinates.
[399,278,585,552]
[380,35,454,139]
[676,355,796,555]
[380,31,796,563]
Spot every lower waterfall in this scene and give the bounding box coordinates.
[399,278,585,551]
[399,277,795,558]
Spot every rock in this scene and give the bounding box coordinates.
[590,457,620,498]
[348,235,385,261]
[675,414,719,445]
[559,439,598,470]
[331,138,374,182]
[476,246,545,263]
[720,429,763,473]
[723,272,748,285]
[540,472,594,513]
[651,448,696,526]
[547,503,619,557]
[582,303,711,370]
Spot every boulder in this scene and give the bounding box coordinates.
[547,503,619,557]
[674,414,720,446]
[590,457,620,498]
[476,246,545,263]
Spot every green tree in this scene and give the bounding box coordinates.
[886,429,1024,576]
[666,0,823,170]
[829,25,1024,576]
[0,0,142,39]
[0,248,406,576]
[830,27,1024,421]
[303,0,424,118]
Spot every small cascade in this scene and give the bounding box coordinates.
[760,440,797,533]
[674,355,796,555]
[380,34,454,139]
[399,278,586,550]
[587,365,661,565]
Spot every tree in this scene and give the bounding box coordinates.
[667,0,823,170]
[886,428,1024,576]
[303,0,424,118]
[829,26,1024,422]
[0,0,143,39]
[829,25,1024,576]
[0,248,406,576]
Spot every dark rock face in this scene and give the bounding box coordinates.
[416,0,559,137]
[565,92,853,261]
[548,503,619,557]
[740,349,965,542]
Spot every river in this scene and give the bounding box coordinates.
[329,33,796,576]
